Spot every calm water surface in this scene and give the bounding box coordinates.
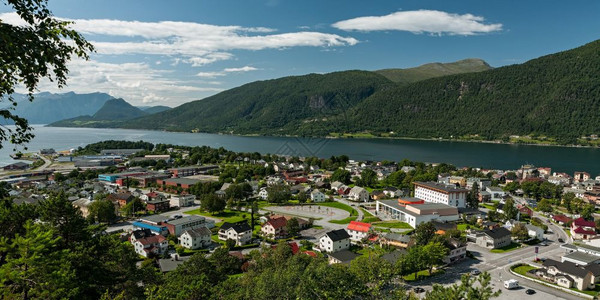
[0,126,598,175]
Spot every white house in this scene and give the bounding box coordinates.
[319,229,350,253]
[132,234,168,257]
[413,181,467,208]
[258,187,269,200]
[383,187,401,198]
[170,194,196,207]
[348,186,369,202]
[310,189,326,202]
[346,221,372,243]
[179,227,212,250]
[218,222,253,246]
[486,186,507,201]
[526,224,545,241]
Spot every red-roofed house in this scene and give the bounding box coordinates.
[261,216,288,239]
[270,242,299,255]
[347,221,372,243]
[553,214,572,225]
[132,234,168,258]
[518,206,533,217]
[571,218,597,240]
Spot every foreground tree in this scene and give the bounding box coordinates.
[426,272,501,300]
[0,0,94,149]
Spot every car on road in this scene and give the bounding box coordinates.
[525,289,536,295]
[558,238,564,243]
[539,241,548,246]
[413,287,425,293]
[470,269,481,276]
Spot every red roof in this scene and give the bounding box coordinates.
[573,227,597,235]
[137,234,166,246]
[553,215,572,223]
[347,221,372,233]
[573,217,596,228]
[265,216,287,229]
[303,250,317,257]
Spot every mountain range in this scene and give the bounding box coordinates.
[47,39,600,145]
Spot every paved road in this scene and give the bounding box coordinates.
[333,197,364,221]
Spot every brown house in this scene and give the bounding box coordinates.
[146,199,170,213]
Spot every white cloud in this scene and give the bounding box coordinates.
[197,66,260,78]
[332,10,502,35]
[0,12,357,60]
[223,66,259,72]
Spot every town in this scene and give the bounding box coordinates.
[2,140,600,299]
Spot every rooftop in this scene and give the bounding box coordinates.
[347,221,372,233]
[563,251,600,265]
[413,181,468,193]
[168,215,205,226]
[324,229,350,242]
[328,250,360,264]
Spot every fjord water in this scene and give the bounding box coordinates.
[1,126,598,175]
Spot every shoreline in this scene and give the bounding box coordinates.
[44,124,600,149]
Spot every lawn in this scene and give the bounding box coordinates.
[317,202,358,216]
[360,208,381,223]
[512,264,537,276]
[479,203,495,210]
[329,216,358,225]
[186,208,253,224]
[491,242,522,253]
[372,221,412,229]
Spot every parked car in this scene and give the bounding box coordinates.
[525,289,536,295]
[558,238,564,243]
[470,269,481,276]
[413,287,425,293]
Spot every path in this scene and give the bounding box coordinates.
[262,205,349,229]
[333,197,364,221]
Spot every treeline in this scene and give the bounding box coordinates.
[112,39,600,145]
[75,140,155,155]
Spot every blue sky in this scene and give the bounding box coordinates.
[1,0,599,107]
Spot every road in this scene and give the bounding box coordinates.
[333,196,365,221]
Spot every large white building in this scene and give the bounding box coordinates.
[218,222,253,246]
[413,181,467,208]
[170,194,196,207]
[376,199,459,228]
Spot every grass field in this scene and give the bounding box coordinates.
[491,242,522,253]
[317,202,358,216]
[329,216,358,225]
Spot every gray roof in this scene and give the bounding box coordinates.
[162,178,200,185]
[483,227,511,240]
[168,215,205,226]
[220,221,252,233]
[585,263,600,276]
[381,249,407,264]
[383,233,411,243]
[414,181,469,193]
[563,251,600,265]
[543,259,591,278]
[158,256,191,272]
[183,227,211,238]
[140,215,170,224]
[328,250,360,263]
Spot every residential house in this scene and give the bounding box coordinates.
[179,227,212,250]
[383,187,402,198]
[475,227,512,249]
[348,186,369,202]
[328,250,360,264]
[525,224,545,241]
[218,222,253,246]
[518,206,533,217]
[108,192,134,208]
[310,189,326,202]
[132,234,168,258]
[146,199,170,213]
[319,229,350,253]
[571,217,597,240]
[330,181,344,191]
[486,186,506,201]
[379,233,411,248]
[158,255,191,273]
[574,172,591,183]
[537,259,594,290]
[72,198,93,218]
[346,221,372,243]
[443,238,467,264]
[553,214,572,226]
[370,190,386,200]
[261,216,288,239]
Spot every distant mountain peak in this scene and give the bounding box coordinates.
[375,58,492,83]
